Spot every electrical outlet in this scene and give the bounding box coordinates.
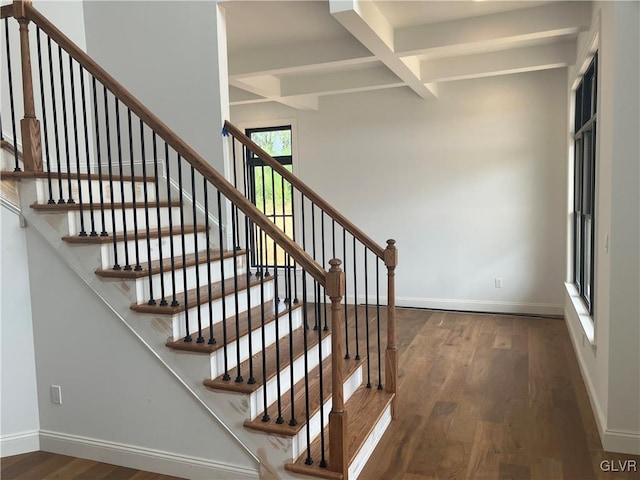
[495,278,503,288]
[50,385,62,405]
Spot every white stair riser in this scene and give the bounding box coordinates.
[248,334,333,420]
[100,231,207,269]
[67,206,180,236]
[172,281,275,341]
[349,403,392,480]
[292,364,363,461]
[134,256,244,304]
[36,178,155,205]
[210,304,303,379]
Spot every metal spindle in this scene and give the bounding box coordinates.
[311,204,318,330]
[343,228,350,359]
[91,77,108,234]
[35,28,54,203]
[245,214,255,383]
[364,248,371,387]
[78,66,96,235]
[141,121,155,302]
[301,195,307,327]
[153,133,167,305]
[102,86,118,268]
[230,184,242,382]
[302,273,313,465]
[177,154,191,342]
[217,190,230,381]
[376,259,383,389]
[321,212,328,331]
[164,143,177,304]
[191,166,203,342]
[4,19,20,172]
[115,100,130,266]
[353,236,360,360]
[203,178,215,343]
[286,254,297,427]
[58,46,73,201]
[259,225,270,422]
[47,37,64,202]
[316,281,327,468]
[127,109,141,267]
[68,57,86,235]
[261,165,270,277]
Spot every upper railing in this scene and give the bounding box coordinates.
[0,2,396,477]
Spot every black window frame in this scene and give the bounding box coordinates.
[573,53,598,315]
[245,125,294,270]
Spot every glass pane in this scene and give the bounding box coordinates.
[575,83,583,132]
[574,138,583,212]
[575,215,582,291]
[250,129,292,157]
[582,131,592,214]
[584,216,592,303]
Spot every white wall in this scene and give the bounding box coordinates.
[0,208,40,457]
[564,1,640,455]
[24,228,259,478]
[82,1,230,176]
[231,68,568,316]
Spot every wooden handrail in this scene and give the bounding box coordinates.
[1,4,14,19]
[21,3,327,285]
[224,120,387,261]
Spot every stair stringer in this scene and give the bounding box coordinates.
[17,179,317,480]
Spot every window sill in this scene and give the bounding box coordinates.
[565,282,596,346]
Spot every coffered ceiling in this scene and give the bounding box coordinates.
[223,1,591,110]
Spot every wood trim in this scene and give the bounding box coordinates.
[23,3,326,286]
[1,4,14,19]
[384,240,398,419]
[224,121,386,260]
[30,200,179,211]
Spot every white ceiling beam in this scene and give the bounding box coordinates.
[395,2,591,58]
[229,37,376,79]
[421,41,577,83]
[229,76,319,111]
[330,0,437,99]
[281,65,404,97]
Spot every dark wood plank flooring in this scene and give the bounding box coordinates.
[0,452,184,480]
[359,308,640,480]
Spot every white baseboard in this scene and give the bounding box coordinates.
[602,428,640,455]
[0,430,40,457]
[394,296,563,317]
[39,430,259,479]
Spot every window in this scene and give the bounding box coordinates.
[246,125,294,269]
[573,53,598,314]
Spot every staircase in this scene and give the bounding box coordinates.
[0,2,398,479]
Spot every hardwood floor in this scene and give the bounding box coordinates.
[2,308,638,479]
[359,308,640,480]
[0,452,184,480]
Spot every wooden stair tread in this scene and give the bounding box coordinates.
[30,200,179,211]
[204,324,331,395]
[285,387,395,479]
[244,355,363,437]
[62,224,206,244]
[96,249,243,278]
[0,170,154,182]
[166,301,301,354]
[131,274,271,314]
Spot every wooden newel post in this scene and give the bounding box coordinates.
[14,0,42,172]
[384,239,398,419]
[326,258,348,478]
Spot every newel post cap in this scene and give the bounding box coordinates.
[384,239,398,267]
[326,258,345,298]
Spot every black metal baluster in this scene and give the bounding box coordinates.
[300,195,308,328]
[376,259,383,389]
[190,165,203,342]
[286,253,297,427]
[47,37,64,203]
[91,78,107,235]
[102,86,118,268]
[203,178,215,343]
[353,236,360,360]
[58,46,73,201]
[270,167,278,299]
[115,100,129,266]
[316,280,327,468]
[258,224,269,422]
[364,247,371,388]
[245,213,255,383]
[35,28,54,203]
[140,121,155,303]
[343,228,349,359]
[302,273,313,465]
[4,19,20,172]
[68,57,85,236]
[153,133,167,305]
[311,204,318,330]
[261,165,270,277]
[127,109,141,267]
[177,154,191,342]
[217,191,230,381]
[164,144,177,302]
[78,66,96,235]
[321,212,328,331]
[230,184,242,382]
